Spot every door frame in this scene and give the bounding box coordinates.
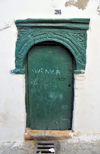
[11,18,90,75]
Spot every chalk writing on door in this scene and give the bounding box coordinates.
[32,68,60,75]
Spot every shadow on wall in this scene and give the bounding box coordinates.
[65,0,89,10]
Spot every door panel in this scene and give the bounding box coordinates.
[28,44,73,130]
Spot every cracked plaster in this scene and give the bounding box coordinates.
[65,0,89,10]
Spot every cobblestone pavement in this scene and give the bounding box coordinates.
[0,136,100,154]
[60,138,100,154]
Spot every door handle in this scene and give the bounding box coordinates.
[58,77,66,81]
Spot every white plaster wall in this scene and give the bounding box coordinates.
[0,0,100,141]
[0,24,26,142]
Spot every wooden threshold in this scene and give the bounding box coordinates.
[25,128,73,140]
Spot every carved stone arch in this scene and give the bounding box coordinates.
[11,19,90,74]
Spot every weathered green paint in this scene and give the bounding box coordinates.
[10,69,25,74]
[11,18,90,74]
[27,43,74,130]
[25,58,30,127]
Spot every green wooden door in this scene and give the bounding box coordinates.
[27,43,73,130]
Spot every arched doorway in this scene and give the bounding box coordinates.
[11,19,90,136]
[26,42,74,130]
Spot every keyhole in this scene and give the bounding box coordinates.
[68,84,71,87]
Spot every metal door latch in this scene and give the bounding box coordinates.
[58,77,66,81]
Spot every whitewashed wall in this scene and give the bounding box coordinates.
[0,0,100,142]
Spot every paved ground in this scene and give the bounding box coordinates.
[60,138,100,154]
[0,135,100,154]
